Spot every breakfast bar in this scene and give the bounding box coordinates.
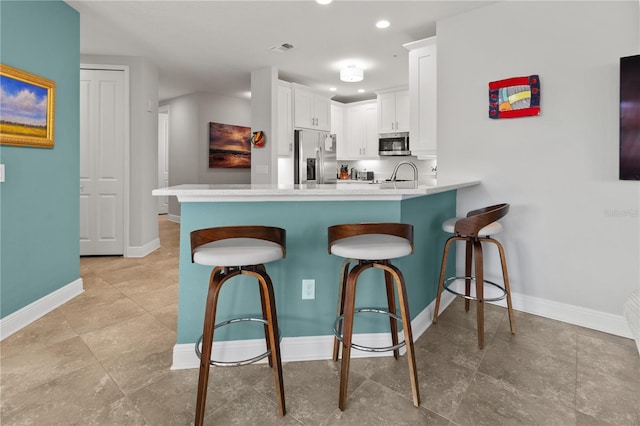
[153,179,479,367]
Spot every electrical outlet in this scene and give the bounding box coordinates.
[302,279,315,300]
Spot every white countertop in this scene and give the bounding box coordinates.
[152,178,480,202]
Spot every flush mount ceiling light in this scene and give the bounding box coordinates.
[340,65,364,82]
[316,0,332,4]
[376,20,390,29]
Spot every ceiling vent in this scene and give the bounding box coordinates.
[270,43,294,53]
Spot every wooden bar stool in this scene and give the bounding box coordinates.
[432,203,515,349]
[190,226,286,426]
[328,223,420,411]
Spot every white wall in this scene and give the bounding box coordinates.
[81,54,160,254]
[163,92,252,217]
[437,1,639,335]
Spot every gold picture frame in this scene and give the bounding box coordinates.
[0,63,55,148]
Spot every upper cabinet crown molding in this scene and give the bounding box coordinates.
[404,36,437,159]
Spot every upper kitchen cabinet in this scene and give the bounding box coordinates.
[292,83,331,131]
[331,102,346,158]
[376,88,409,134]
[342,100,378,160]
[404,36,437,159]
[277,81,293,157]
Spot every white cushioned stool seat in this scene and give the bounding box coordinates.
[330,234,412,260]
[193,238,283,266]
[442,217,503,236]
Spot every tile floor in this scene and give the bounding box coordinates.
[1,216,639,425]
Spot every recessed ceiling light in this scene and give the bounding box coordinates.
[316,0,332,5]
[329,87,337,92]
[376,20,390,29]
[357,89,366,93]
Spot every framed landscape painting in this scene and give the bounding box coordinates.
[0,64,55,148]
[209,122,251,168]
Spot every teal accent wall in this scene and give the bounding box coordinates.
[177,192,456,344]
[0,1,80,317]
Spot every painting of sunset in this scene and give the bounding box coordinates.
[208,122,251,168]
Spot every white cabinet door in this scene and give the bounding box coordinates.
[277,83,293,157]
[293,87,314,129]
[395,90,410,132]
[377,93,396,134]
[343,101,378,160]
[80,68,125,255]
[346,105,365,158]
[377,89,409,134]
[293,85,332,131]
[314,96,331,131]
[332,103,347,159]
[363,103,379,159]
[406,36,437,158]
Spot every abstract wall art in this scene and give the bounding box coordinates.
[489,74,540,119]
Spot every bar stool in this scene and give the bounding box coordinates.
[328,223,420,410]
[432,203,515,349]
[190,226,286,426]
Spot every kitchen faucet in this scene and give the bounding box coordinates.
[389,161,418,182]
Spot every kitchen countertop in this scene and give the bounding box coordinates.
[152,178,480,202]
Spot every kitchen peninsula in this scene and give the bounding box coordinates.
[153,179,479,367]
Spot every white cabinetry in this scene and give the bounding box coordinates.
[376,88,409,134]
[277,81,293,157]
[343,100,378,160]
[404,36,437,159]
[331,102,346,158]
[293,84,331,131]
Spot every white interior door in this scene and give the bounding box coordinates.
[80,68,125,255]
[157,108,169,214]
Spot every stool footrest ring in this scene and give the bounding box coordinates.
[195,317,280,367]
[443,276,507,302]
[334,308,406,353]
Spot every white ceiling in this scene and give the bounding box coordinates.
[67,0,494,103]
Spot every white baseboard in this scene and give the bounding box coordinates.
[126,238,161,258]
[0,278,84,341]
[171,287,634,368]
[167,214,180,223]
[171,292,457,370]
[622,290,640,354]
[490,290,633,339]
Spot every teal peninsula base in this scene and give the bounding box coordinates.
[152,180,479,368]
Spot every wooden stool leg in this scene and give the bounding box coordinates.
[464,239,473,312]
[383,263,420,407]
[433,237,455,323]
[473,240,485,349]
[247,268,286,416]
[489,238,516,334]
[257,265,273,368]
[195,269,228,426]
[338,264,364,411]
[384,267,400,360]
[333,259,351,361]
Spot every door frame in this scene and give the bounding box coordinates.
[80,63,131,257]
[158,104,169,215]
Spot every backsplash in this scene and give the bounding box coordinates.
[338,157,437,183]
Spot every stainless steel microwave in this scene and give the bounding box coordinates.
[379,132,410,156]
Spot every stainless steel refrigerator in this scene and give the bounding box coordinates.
[294,129,337,184]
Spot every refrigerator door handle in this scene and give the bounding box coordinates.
[317,145,323,183]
